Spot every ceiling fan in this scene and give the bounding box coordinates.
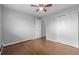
[30,4,52,12]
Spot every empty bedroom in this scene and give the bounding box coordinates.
[0,4,79,55]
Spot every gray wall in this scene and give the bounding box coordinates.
[42,5,79,48]
[41,19,46,37]
[2,7,37,46]
[0,5,2,48]
[1,5,79,48]
[35,19,41,38]
[42,16,56,40]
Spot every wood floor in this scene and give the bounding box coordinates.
[2,37,79,55]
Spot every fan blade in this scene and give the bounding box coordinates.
[45,4,52,7]
[43,8,47,12]
[36,9,39,12]
[31,5,38,7]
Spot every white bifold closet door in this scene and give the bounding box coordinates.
[35,19,41,38]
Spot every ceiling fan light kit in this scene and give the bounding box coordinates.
[39,7,43,11]
[30,4,52,12]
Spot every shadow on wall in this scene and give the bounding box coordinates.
[2,14,35,45]
[2,29,23,44]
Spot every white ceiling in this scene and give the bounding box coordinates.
[2,4,77,17]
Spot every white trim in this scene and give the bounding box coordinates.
[3,37,42,47]
[0,44,4,55]
[4,39,32,47]
[4,37,78,49]
[46,39,79,48]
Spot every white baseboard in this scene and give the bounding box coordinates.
[3,37,43,47]
[4,37,78,49]
[4,39,32,47]
[46,37,78,48]
[47,39,78,48]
